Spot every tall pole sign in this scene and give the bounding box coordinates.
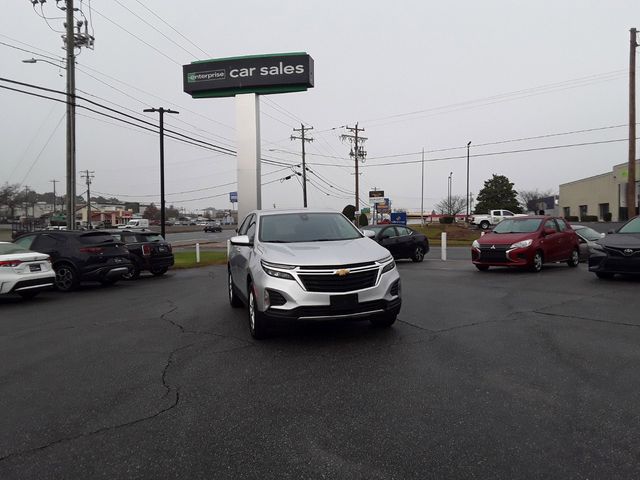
[183,53,314,223]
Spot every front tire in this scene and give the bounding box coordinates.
[54,263,79,292]
[475,264,490,271]
[411,245,425,262]
[530,251,543,273]
[479,220,490,230]
[370,313,397,328]
[567,248,579,267]
[151,266,168,276]
[228,270,243,308]
[595,272,614,279]
[248,284,268,339]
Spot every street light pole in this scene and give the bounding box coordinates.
[466,141,471,222]
[144,107,179,239]
[448,172,453,215]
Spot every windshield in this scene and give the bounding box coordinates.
[0,243,31,255]
[574,226,602,241]
[493,218,542,234]
[618,217,640,234]
[259,212,362,243]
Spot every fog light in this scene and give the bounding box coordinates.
[263,289,270,309]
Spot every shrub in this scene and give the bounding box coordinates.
[603,212,612,222]
[358,212,368,227]
[439,216,455,224]
[580,215,598,222]
[565,216,579,222]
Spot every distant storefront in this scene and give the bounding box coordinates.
[559,160,640,221]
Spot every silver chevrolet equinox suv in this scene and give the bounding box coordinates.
[227,209,402,338]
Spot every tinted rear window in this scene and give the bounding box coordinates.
[0,243,31,255]
[78,233,116,245]
[137,233,165,242]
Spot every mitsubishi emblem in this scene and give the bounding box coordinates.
[490,245,496,250]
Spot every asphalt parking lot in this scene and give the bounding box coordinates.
[1,254,639,479]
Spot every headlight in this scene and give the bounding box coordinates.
[472,240,480,249]
[510,239,533,249]
[261,260,295,280]
[381,259,396,274]
[589,243,605,253]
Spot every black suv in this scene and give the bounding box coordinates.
[13,231,132,291]
[204,223,222,233]
[106,229,174,279]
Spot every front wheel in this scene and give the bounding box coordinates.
[475,264,490,271]
[228,270,243,308]
[151,267,168,276]
[411,245,425,262]
[370,313,397,328]
[479,220,490,230]
[595,272,614,279]
[530,251,543,273]
[567,248,579,267]
[248,285,268,339]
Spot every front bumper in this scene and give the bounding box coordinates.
[588,250,640,275]
[82,258,133,281]
[254,263,401,321]
[471,245,532,268]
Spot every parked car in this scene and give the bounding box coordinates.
[0,241,55,299]
[118,219,150,229]
[204,223,222,233]
[363,225,429,262]
[106,229,174,279]
[471,216,580,272]
[571,224,605,261]
[588,215,640,279]
[469,209,526,230]
[13,231,132,291]
[228,209,402,339]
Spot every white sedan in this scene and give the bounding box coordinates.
[0,241,56,299]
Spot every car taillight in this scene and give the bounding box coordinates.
[142,244,152,256]
[0,260,23,267]
[79,247,104,254]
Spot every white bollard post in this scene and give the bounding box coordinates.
[196,243,201,263]
[441,232,447,261]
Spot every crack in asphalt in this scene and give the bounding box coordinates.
[532,310,640,329]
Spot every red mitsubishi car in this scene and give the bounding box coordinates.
[471,216,580,272]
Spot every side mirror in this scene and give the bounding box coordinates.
[543,228,556,236]
[229,235,253,247]
[362,230,375,239]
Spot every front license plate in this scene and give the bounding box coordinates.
[29,264,42,272]
[330,293,358,310]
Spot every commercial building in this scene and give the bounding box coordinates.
[559,160,640,221]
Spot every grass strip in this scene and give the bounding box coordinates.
[172,250,227,269]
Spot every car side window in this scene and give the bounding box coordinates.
[503,211,514,216]
[381,227,398,239]
[246,217,257,241]
[13,234,36,250]
[544,219,559,232]
[238,214,253,235]
[31,234,59,251]
[556,219,568,232]
[123,233,137,243]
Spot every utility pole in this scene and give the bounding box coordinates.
[628,27,638,219]
[421,148,425,226]
[64,0,76,230]
[291,124,313,207]
[340,124,367,211]
[466,141,472,222]
[144,107,179,239]
[50,179,59,214]
[81,170,94,229]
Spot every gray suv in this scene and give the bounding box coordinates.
[227,209,402,338]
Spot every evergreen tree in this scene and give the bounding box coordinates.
[474,174,521,213]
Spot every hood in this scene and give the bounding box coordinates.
[259,237,390,266]
[477,232,538,246]
[599,233,640,249]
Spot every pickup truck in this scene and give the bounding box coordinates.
[469,209,525,230]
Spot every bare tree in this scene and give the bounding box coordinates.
[518,189,554,212]
[435,195,467,216]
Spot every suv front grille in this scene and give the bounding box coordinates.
[298,269,379,293]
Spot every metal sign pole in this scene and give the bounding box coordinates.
[236,93,261,222]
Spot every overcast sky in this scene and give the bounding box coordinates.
[1,1,639,215]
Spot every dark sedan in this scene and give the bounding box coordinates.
[588,216,640,279]
[364,224,429,262]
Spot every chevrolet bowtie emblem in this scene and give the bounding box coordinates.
[335,269,350,277]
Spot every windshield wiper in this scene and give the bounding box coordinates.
[264,240,291,243]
